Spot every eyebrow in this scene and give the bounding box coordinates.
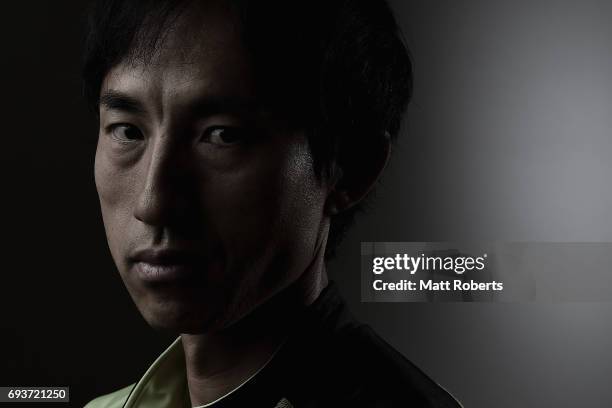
[99,90,146,114]
[191,97,258,117]
[99,90,259,118]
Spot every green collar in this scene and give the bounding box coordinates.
[123,337,191,408]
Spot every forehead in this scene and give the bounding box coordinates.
[101,0,253,109]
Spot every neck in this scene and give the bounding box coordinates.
[181,258,328,406]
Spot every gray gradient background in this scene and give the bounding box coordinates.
[1,1,611,407]
[332,1,612,406]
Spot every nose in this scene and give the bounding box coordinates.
[133,136,192,227]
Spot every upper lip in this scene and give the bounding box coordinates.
[129,248,204,265]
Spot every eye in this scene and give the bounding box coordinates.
[201,126,248,146]
[107,124,144,143]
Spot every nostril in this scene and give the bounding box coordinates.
[133,173,196,227]
[134,185,167,226]
[133,171,176,227]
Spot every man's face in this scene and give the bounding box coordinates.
[94,1,330,333]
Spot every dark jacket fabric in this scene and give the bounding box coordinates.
[86,281,462,408]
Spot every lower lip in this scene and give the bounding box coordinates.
[134,262,201,283]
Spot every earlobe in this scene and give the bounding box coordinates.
[323,132,392,216]
[324,190,352,215]
[323,165,347,216]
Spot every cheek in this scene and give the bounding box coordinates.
[202,141,326,265]
[94,141,136,259]
[94,139,137,206]
[275,147,327,252]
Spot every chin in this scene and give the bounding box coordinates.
[139,298,228,334]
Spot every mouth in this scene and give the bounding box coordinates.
[129,248,209,284]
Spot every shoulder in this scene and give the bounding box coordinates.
[323,324,462,408]
[84,384,135,408]
[291,282,462,407]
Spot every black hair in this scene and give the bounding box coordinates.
[82,0,412,259]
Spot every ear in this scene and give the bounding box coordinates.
[324,132,392,215]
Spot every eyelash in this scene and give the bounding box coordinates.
[106,123,144,144]
[104,124,254,147]
[200,126,250,146]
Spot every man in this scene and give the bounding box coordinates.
[83,0,461,406]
